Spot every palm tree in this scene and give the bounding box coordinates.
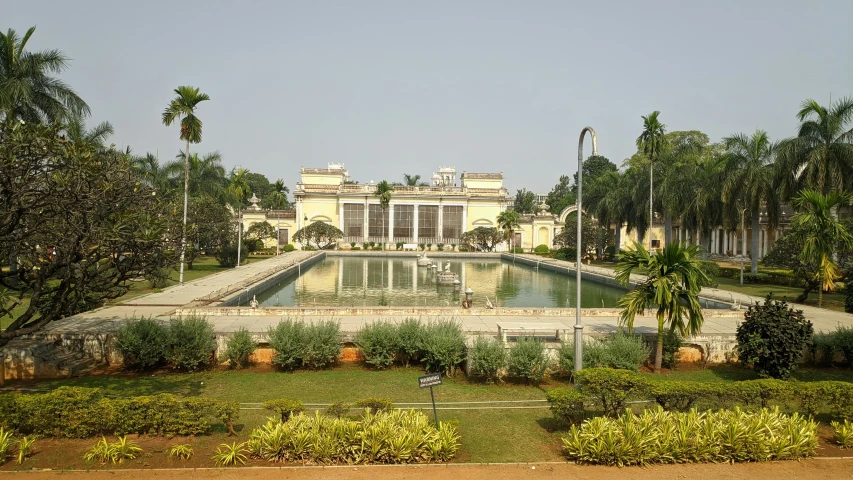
[403,174,428,186]
[615,241,711,372]
[0,26,89,123]
[722,131,780,273]
[165,151,227,199]
[262,179,290,210]
[132,152,170,196]
[227,168,252,266]
[162,85,210,284]
[791,189,853,307]
[777,97,853,197]
[585,170,633,256]
[64,111,113,148]
[636,111,667,250]
[496,210,521,253]
[374,180,393,249]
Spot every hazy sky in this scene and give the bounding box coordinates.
[7,0,853,193]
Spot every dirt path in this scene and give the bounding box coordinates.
[4,460,853,480]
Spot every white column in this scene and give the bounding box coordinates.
[339,203,344,230]
[413,205,419,243]
[733,233,738,255]
[412,262,417,292]
[388,204,395,244]
[761,228,768,258]
[678,227,682,243]
[742,228,747,259]
[338,258,344,292]
[387,260,393,290]
[710,230,716,254]
[461,205,468,236]
[363,202,369,242]
[724,231,729,255]
[695,229,700,246]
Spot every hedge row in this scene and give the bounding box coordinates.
[0,387,238,438]
[546,368,853,424]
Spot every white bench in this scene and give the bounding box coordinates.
[403,243,419,251]
[497,322,570,343]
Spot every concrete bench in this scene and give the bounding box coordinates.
[497,322,570,343]
[402,243,418,251]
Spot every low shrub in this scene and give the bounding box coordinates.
[168,443,194,460]
[437,243,444,251]
[16,436,35,464]
[845,281,853,313]
[351,246,361,250]
[245,410,460,464]
[224,328,257,369]
[558,333,648,374]
[268,319,307,371]
[546,388,585,426]
[350,242,356,248]
[512,247,524,254]
[534,244,550,254]
[145,267,173,289]
[561,407,817,465]
[830,326,853,367]
[362,243,369,249]
[396,318,424,367]
[832,420,853,448]
[262,398,304,422]
[283,243,295,253]
[302,320,342,369]
[553,247,577,261]
[810,331,836,366]
[469,336,506,382]
[84,436,142,464]
[353,398,394,414]
[114,317,169,370]
[355,322,399,369]
[217,243,248,267]
[736,295,813,379]
[697,260,721,279]
[167,316,216,372]
[574,368,650,418]
[212,441,248,466]
[325,402,350,418]
[0,428,12,464]
[649,381,724,412]
[420,320,466,376]
[507,337,548,384]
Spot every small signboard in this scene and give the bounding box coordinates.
[418,373,442,389]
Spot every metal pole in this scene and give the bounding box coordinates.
[740,209,745,286]
[179,145,190,284]
[429,386,439,426]
[649,160,654,251]
[575,127,598,373]
[236,208,242,267]
[276,217,280,255]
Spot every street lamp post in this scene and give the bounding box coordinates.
[739,207,747,286]
[276,216,281,255]
[575,127,598,373]
[236,207,242,268]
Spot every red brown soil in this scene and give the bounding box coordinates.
[6,460,853,480]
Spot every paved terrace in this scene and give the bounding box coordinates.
[27,252,853,337]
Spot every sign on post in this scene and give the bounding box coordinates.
[418,373,442,426]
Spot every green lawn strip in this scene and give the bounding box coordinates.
[710,277,845,312]
[641,364,853,383]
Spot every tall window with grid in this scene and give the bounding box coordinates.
[418,205,438,239]
[442,206,463,240]
[368,204,389,238]
[343,204,363,238]
[393,205,414,239]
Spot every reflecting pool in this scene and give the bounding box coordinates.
[253,256,625,308]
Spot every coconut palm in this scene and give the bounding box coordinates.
[227,168,252,207]
[374,180,393,249]
[262,179,290,210]
[496,210,521,252]
[64,111,113,148]
[131,152,170,195]
[0,26,89,123]
[615,241,712,372]
[791,189,853,307]
[721,130,780,273]
[777,97,853,197]
[402,174,428,186]
[636,111,667,249]
[585,170,633,256]
[165,151,227,199]
[162,85,210,283]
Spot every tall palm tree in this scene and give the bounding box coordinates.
[722,130,780,273]
[162,85,210,284]
[615,241,711,372]
[64,111,113,148]
[777,97,853,197]
[791,189,853,307]
[0,26,89,123]
[585,170,633,256]
[496,210,521,252]
[165,151,226,200]
[227,168,252,266]
[636,111,667,250]
[132,152,170,196]
[262,179,290,210]
[374,180,393,249]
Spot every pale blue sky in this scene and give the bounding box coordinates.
[6,0,853,193]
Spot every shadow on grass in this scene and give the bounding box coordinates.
[32,370,208,397]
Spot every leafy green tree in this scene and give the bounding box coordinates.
[244,172,272,202]
[791,189,853,307]
[615,242,711,372]
[761,228,821,302]
[461,227,505,252]
[584,170,631,254]
[245,221,276,245]
[374,180,393,248]
[0,122,177,343]
[736,296,813,379]
[722,130,780,273]
[162,86,210,283]
[293,221,344,250]
[261,179,290,210]
[546,175,575,217]
[496,210,521,251]
[777,97,853,197]
[513,189,537,214]
[572,155,617,194]
[179,195,233,269]
[553,213,611,259]
[0,26,89,123]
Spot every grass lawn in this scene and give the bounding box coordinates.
[15,363,853,463]
[1,255,269,329]
[711,276,845,312]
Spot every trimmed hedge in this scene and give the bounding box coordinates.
[0,387,238,438]
[546,368,853,424]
